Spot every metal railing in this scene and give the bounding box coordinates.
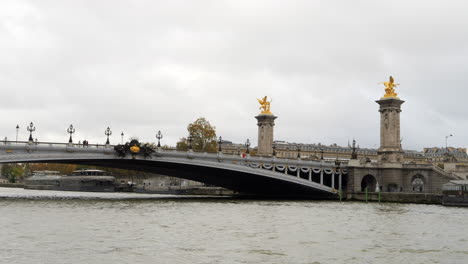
[0,140,342,168]
[1,140,115,148]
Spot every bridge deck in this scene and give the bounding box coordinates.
[0,141,347,197]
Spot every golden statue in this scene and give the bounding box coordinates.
[130,145,140,153]
[257,96,272,114]
[380,76,399,99]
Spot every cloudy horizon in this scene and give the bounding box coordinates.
[1,0,467,152]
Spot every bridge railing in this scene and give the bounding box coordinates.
[0,140,345,169]
[1,140,114,149]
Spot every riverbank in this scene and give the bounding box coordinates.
[0,183,24,188]
[347,192,442,204]
[135,186,235,196]
[0,185,450,205]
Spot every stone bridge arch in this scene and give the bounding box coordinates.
[361,174,377,192]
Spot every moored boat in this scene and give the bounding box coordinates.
[24,170,63,190]
[24,169,115,192]
[442,180,468,206]
[60,169,115,192]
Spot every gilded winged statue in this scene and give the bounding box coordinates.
[380,76,399,98]
[257,96,272,114]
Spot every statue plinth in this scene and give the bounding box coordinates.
[376,97,405,163]
[255,114,277,156]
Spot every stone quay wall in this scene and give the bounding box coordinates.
[348,192,442,204]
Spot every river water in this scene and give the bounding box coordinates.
[0,187,467,264]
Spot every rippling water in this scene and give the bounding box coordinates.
[1,187,467,264]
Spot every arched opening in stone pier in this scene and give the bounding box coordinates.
[361,174,377,192]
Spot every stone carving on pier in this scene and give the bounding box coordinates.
[380,76,399,99]
[257,96,272,115]
[114,139,155,159]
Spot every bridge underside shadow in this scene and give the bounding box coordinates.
[40,159,336,199]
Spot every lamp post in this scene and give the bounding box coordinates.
[217,136,223,152]
[187,134,193,151]
[335,159,341,191]
[445,134,453,150]
[156,130,163,148]
[121,132,124,144]
[27,122,35,142]
[105,127,112,145]
[245,139,251,154]
[67,124,75,143]
[320,148,324,160]
[272,144,276,157]
[297,144,301,159]
[15,124,19,143]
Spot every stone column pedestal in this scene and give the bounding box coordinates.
[255,114,277,156]
[376,98,405,163]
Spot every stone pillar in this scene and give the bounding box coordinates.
[255,114,277,156]
[376,98,405,163]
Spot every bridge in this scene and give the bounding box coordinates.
[0,141,347,198]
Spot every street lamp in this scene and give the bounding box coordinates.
[67,124,75,143]
[272,144,277,157]
[156,130,163,148]
[245,139,251,154]
[320,148,324,160]
[16,124,19,143]
[105,127,112,145]
[217,136,223,152]
[297,144,301,159]
[445,134,453,150]
[187,134,193,151]
[121,132,124,144]
[27,122,35,142]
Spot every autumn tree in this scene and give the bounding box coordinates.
[176,140,188,151]
[1,163,27,183]
[29,163,78,175]
[177,117,217,152]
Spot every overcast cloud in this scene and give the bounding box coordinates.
[1,0,467,151]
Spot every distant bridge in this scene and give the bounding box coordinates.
[0,141,347,198]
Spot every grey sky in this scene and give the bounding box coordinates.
[1,0,467,151]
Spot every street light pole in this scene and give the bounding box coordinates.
[67,124,75,143]
[15,125,19,143]
[105,127,112,145]
[445,134,453,150]
[217,136,223,152]
[121,132,124,144]
[187,134,193,151]
[27,122,35,143]
[156,130,163,148]
[245,139,251,154]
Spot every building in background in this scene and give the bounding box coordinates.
[423,147,468,162]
